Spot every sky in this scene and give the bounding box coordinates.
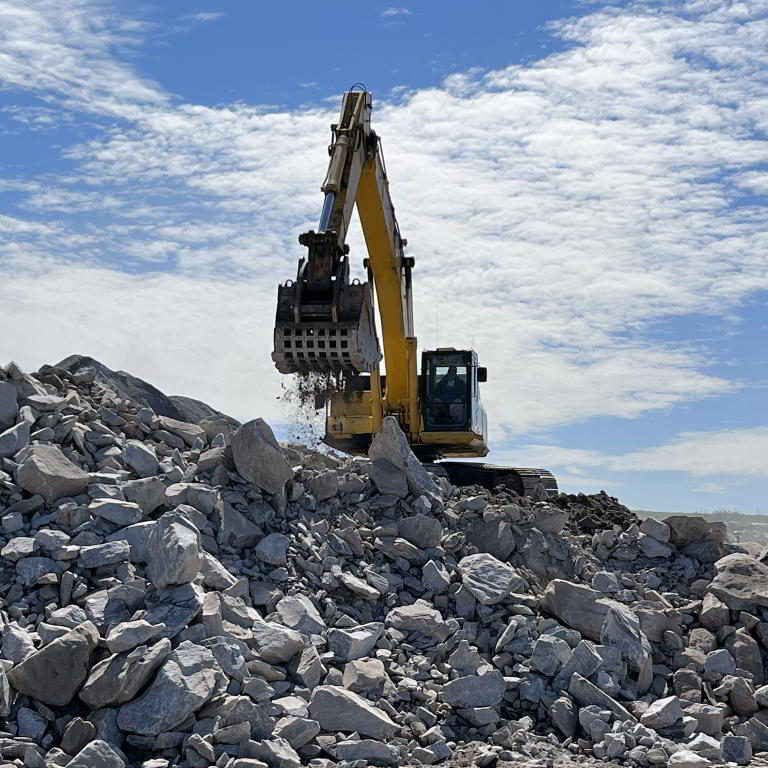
[0,0,766,514]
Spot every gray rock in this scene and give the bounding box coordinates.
[368,416,440,498]
[667,750,709,768]
[709,553,768,611]
[308,685,397,739]
[276,594,326,636]
[254,533,290,566]
[550,696,577,737]
[117,641,224,735]
[16,444,89,503]
[591,571,620,592]
[0,380,18,430]
[638,533,673,558]
[2,622,36,663]
[157,415,205,446]
[721,735,752,765]
[342,658,387,693]
[685,702,723,736]
[8,621,99,706]
[530,635,572,676]
[122,477,166,514]
[664,515,711,545]
[600,604,651,670]
[734,717,768,752]
[327,623,385,661]
[217,503,262,548]
[231,419,292,493]
[639,517,671,543]
[79,639,171,708]
[398,514,441,548]
[369,458,408,497]
[542,580,619,641]
[252,620,308,664]
[105,620,166,653]
[308,470,338,501]
[67,740,125,768]
[457,552,525,605]
[144,582,205,639]
[273,716,321,749]
[196,446,226,473]
[340,571,380,599]
[532,505,567,534]
[0,421,29,459]
[145,510,202,589]
[469,518,516,560]
[700,592,730,630]
[122,439,159,478]
[568,674,635,721]
[703,648,736,680]
[106,521,155,563]
[726,628,764,684]
[246,737,300,768]
[552,640,603,693]
[440,671,506,707]
[336,739,399,765]
[385,600,450,640]
[79,541,131,568]
[640,695,682,729]
[90,499,144,526]
[60,717,97,755]
[422,559,451,593]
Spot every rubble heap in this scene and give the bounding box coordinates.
[0,359,766,768]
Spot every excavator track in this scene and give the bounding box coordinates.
[425,462,558,498]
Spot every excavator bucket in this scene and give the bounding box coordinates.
[272,233,382,375]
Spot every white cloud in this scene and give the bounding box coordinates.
[692,481,725,493]
[180,11,223,23]
[381,7,411,17]
[0,0,767,445]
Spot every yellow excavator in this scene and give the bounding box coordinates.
[272,87,556,496]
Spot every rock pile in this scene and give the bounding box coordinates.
[0,359,766,768]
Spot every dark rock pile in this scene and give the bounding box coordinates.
[0,359,765,768]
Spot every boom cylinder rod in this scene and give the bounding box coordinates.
[318,191,336,231]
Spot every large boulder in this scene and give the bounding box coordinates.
[15,444,89,503]
[145,509,202,589]
[0,421,29,459]
[600,605,651,671]
[230,418,292,494]
[542,580,620,641]
[79,639,171,708]
[709,554,768,611]
[117,641,225,735]
[8,621,99,706]
[664,515,712,546]
[368,416,440,498]
[67,740,125,768]
[308,686,397,739]
[457,553,526,605]
[440,670,506,707]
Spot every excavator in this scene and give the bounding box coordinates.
[271,87,557,497]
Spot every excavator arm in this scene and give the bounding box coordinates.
[272,88,420,437]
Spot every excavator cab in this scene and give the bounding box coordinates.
[422,349,487,437]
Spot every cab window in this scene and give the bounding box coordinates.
[424,355,470,429]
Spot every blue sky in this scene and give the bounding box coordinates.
[0,0,766,514]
